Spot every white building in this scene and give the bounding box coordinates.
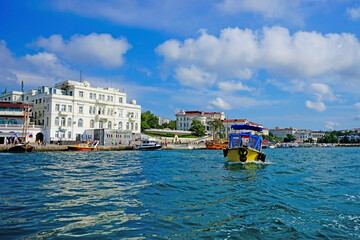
[158,117,170,125]
[0,80,141,145]
[269,128,297,140]
[175,110,225,135]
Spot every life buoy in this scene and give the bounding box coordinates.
[238,148,248,162]
[257,152,266,162]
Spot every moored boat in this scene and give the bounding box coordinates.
[206,139,229,150]
[68,141,100,151]
[223,125,266,163]
[135,138,162,151]
[7,144,34,153]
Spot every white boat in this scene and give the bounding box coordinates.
[135,138,162,151]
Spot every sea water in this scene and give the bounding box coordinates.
[0,148,359,239]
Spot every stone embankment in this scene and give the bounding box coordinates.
[0,144,135,152]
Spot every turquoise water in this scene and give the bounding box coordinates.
[0,148,360,239]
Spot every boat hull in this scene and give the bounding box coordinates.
[225,147,265,163]
[135,145,162,151]
[67,146,100,151]
[7,145,33,153]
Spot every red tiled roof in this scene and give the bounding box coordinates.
[222,119,247,122]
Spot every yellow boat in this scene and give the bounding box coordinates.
[223,125,266,163]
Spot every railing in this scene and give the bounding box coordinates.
[0,124,42,129]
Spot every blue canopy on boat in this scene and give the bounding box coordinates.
[231,124,263,132]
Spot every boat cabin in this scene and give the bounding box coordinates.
[228,133,263,152]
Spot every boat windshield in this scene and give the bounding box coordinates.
[229,133,263,151]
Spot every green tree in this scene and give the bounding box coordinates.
[189,120,206,137]
[284,134,296,142]
[210,119,225,139]
[318,131,339,143]
[141,111,159,131]
[159,120,176,130]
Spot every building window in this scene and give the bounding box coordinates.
[55,117,59,126]
[135,123,138,130]
[131,123,134,130]
[94,93,96,99]
[90,93,93,99]
[118,122,122,130]
[61,105,66,111]
[99,121,103,128]
[107,108,110,115]
[67,118,72,126]
[61,117,65,126]
[55,104,59,111]
[79,91,84,97]
[110,96,113,102]
[78,119,83,127]
[90,120,95,128]
[8,119,17,125]
[126,122,129,130]
[119,110,123,117]
[46,117,49,126]
[68,105,72,112]
[89,106,92,114]
[108,121,112,129]
[107,96,110,101]
[119,97,123,103]
[79,106,83,114]
[68,131,71,138]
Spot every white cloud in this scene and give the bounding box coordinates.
[157,26,360,83]
[305,100,326,112]
[209,97,232,110]
[309,83,336,102]
[217,0,302,19]
[326,121,339,130]
[355,102,360,120]
[34,33,131,68]
[218,80,253,92]
[174,65,217,88]
[347,7,360,21]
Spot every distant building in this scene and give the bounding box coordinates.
[175,110,225,135]
[0,80,141,145]
[158,117,170,125]
[0,101,39,144]
[311,131,326,142]
[269,128,296,140]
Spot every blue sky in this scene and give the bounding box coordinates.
[1,0,360,130]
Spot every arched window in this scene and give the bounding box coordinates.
[99,120,103,128]
[0,119,6,124]
[108,121,112,129]
[78,119,83,127]
[126,122,129,130]
[67,118,72,126]
[61,117,65,126]
[90,120,94,128]
[55,117,59,126]
[131,123,134,130]
[118,122,122,130]
[135,123,138,130]
[8,119,17,125]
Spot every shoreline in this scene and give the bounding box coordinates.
[0,143,359,153]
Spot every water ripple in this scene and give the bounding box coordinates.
[0,148,359,239]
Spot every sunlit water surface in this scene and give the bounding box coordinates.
[1,148,360,239]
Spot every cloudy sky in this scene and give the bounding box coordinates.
[1,0,360,130]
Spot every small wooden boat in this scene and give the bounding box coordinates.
[68,141,100,151]
[7,144,34,153]
[135,138,162,151]
[206,139,229,150]
[223,125,266,163]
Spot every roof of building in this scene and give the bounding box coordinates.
[269,128,294,132]
[0,101,34,109]
[175,111,223,116]
[222,119,248,123]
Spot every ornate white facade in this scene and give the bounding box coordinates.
[0,80,141,144]
[175,110,225,134]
